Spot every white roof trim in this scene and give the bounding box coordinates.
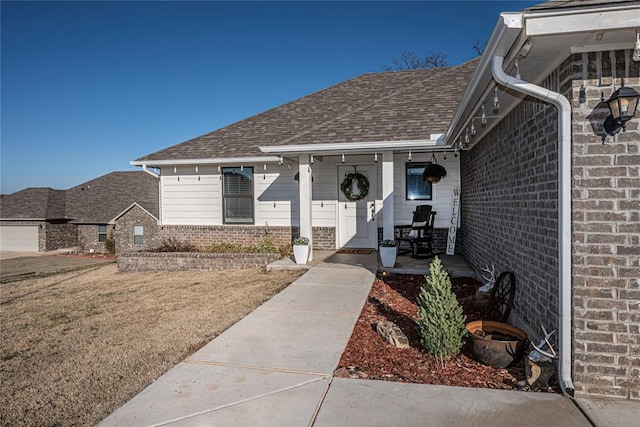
[130,156,283,167]
[260,137,444,155]
[109,202,158,223]
[0,218,47,221]
[443,12,524,147]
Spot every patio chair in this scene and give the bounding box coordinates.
[395,205,436,258]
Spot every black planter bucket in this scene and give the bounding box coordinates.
[466,320,528,368]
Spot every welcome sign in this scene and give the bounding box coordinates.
[446,188,461,255]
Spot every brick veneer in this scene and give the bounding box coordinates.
[114,205,160,254]
[44,221,77,251]
[77,224,106,253]
[155,225,336,251]
[118,252,281,272]
[570,51,639,399]
[461,72,562,338]
[461,51,639,400]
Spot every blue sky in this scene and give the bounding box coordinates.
[1,1,538,194]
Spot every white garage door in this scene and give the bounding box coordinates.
[0,225,39,251]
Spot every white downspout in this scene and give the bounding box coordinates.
[491,56,574,396]
[141,165,160,179]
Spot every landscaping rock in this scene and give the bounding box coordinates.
[375,320,410,349]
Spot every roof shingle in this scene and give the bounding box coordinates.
[136,59,478,162]
[1,171,159,223]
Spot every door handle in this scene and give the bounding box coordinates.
[370,202,376,221]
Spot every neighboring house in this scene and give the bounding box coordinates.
[130,0,639,400]
[0,171,159,253]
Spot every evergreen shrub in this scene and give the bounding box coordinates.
[417,256,467,364]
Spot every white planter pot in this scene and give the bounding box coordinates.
[379,246,397,268]
[293,244,309,265]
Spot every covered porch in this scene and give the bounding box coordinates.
[268,249,475,278]
[261,140,462,262]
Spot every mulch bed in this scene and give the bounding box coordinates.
[336,272,560,393]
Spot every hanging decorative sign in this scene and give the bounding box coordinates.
[340,172,369,201]
[446,188,461,255]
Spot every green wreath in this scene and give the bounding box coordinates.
[340,172,369,201]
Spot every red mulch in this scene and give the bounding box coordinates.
[336,273,560,393]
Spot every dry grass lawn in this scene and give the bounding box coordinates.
[0,264,302,426]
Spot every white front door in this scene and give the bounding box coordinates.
[338,165,377,249]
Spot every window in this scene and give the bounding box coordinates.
[222,167,254,224]
[133,225,144,245]
[98,225,108,242]
[406,163,432,200]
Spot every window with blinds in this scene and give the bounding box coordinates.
[222,167,254,224]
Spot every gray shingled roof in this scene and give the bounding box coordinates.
[65,172,159,224]
[1,172,159,223]
[136,59,478,162]
[0,188,66,219]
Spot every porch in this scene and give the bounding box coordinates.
[268,249,475,278]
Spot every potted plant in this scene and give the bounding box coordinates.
[379,239,397,268]
[422,163,447,183]
[465,320,528,368]
[292,236,310,265]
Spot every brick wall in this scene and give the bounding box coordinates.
[118,252,281,272]
[155,225,336,251]
[44,221,77,251]
[461,51,639,400]
[460,70,563,339]
[77,224,105,253]
[570,51,640,399]
[114,205,160,254]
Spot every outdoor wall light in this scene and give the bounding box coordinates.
[603,85,640,135]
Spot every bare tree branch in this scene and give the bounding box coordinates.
[472,40,486,56]
[381,50,447,71]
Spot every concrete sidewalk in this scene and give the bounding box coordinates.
[100,254,597,426]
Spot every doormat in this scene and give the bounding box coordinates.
[336,248,373,254]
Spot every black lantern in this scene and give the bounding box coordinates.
[603,86,640,135]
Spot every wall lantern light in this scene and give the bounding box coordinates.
[603,85,640,135]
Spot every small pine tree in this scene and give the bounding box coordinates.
[417,256,467,365]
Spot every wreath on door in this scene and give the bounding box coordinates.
[341,172,370,201]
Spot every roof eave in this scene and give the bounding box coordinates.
[130,156,283,167]
[443,12,524,148]
[444,2,640,149]
[259,137,445,155]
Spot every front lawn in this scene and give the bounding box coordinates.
[0,264,302,426]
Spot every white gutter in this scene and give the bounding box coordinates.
[141,165,159,179]
[130,156,283,167]
[259,137,443,154]
[492,56,574,396]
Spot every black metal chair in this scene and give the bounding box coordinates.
[395,205,436,258]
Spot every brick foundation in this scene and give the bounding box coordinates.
[153,225,336,251]
[118,251,281,272]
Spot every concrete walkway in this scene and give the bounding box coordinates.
[100,254,604,426]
